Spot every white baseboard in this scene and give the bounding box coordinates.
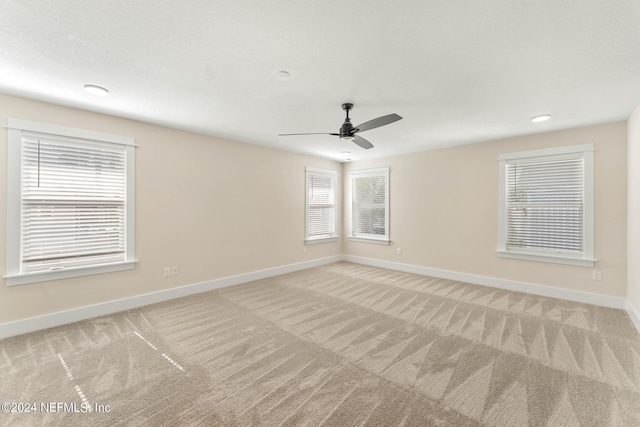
[627,300,640,335]
[0,255,342,339]
[343,255,627,310]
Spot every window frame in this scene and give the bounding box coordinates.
[305,167,338,244]
[497,143,595,267]
[348,167,390,244]
[5,119,137,286]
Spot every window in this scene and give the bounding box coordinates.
[305,167,337,243]
[348,167,390,244]
[498,144,594,266]
[5,119,136,285]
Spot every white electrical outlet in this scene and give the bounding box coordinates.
[592,271,602,281]
[396,248,402,255]
[303,246,307,254]
[163,267,171,277]
[171,266,178,276]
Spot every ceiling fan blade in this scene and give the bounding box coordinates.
[352,135,374,150]
[279,132,339,136]
[354,113,402,133]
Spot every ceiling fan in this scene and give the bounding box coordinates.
[279,103,402,149]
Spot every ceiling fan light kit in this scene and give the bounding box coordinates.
[279,103,402,150]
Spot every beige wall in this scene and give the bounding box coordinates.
[628,105,640,314]
[0,94,342,324]
[344,122,628,298]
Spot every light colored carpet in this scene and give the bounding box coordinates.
[1,262,639,426]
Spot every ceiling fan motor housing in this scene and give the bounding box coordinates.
[340,121,355,139]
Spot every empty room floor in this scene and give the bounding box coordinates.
[1,262,639,426]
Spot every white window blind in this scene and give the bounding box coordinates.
[349,168,389,242]
[21,136,127,273]
[6,118,136,285]
[305,168,337,242]
[498,144,594,266]
[505,158,583,253]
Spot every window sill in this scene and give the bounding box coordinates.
[497,250,595,267]
[348,237,391,245]
[4,261,138,286]
[305,236,339,245]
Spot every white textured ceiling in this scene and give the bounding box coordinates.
[1,1,640,161]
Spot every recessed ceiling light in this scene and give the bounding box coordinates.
[531,114,551,123]
[341,151,351,156]
[84,84,109,96]
[271,68,297,81]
